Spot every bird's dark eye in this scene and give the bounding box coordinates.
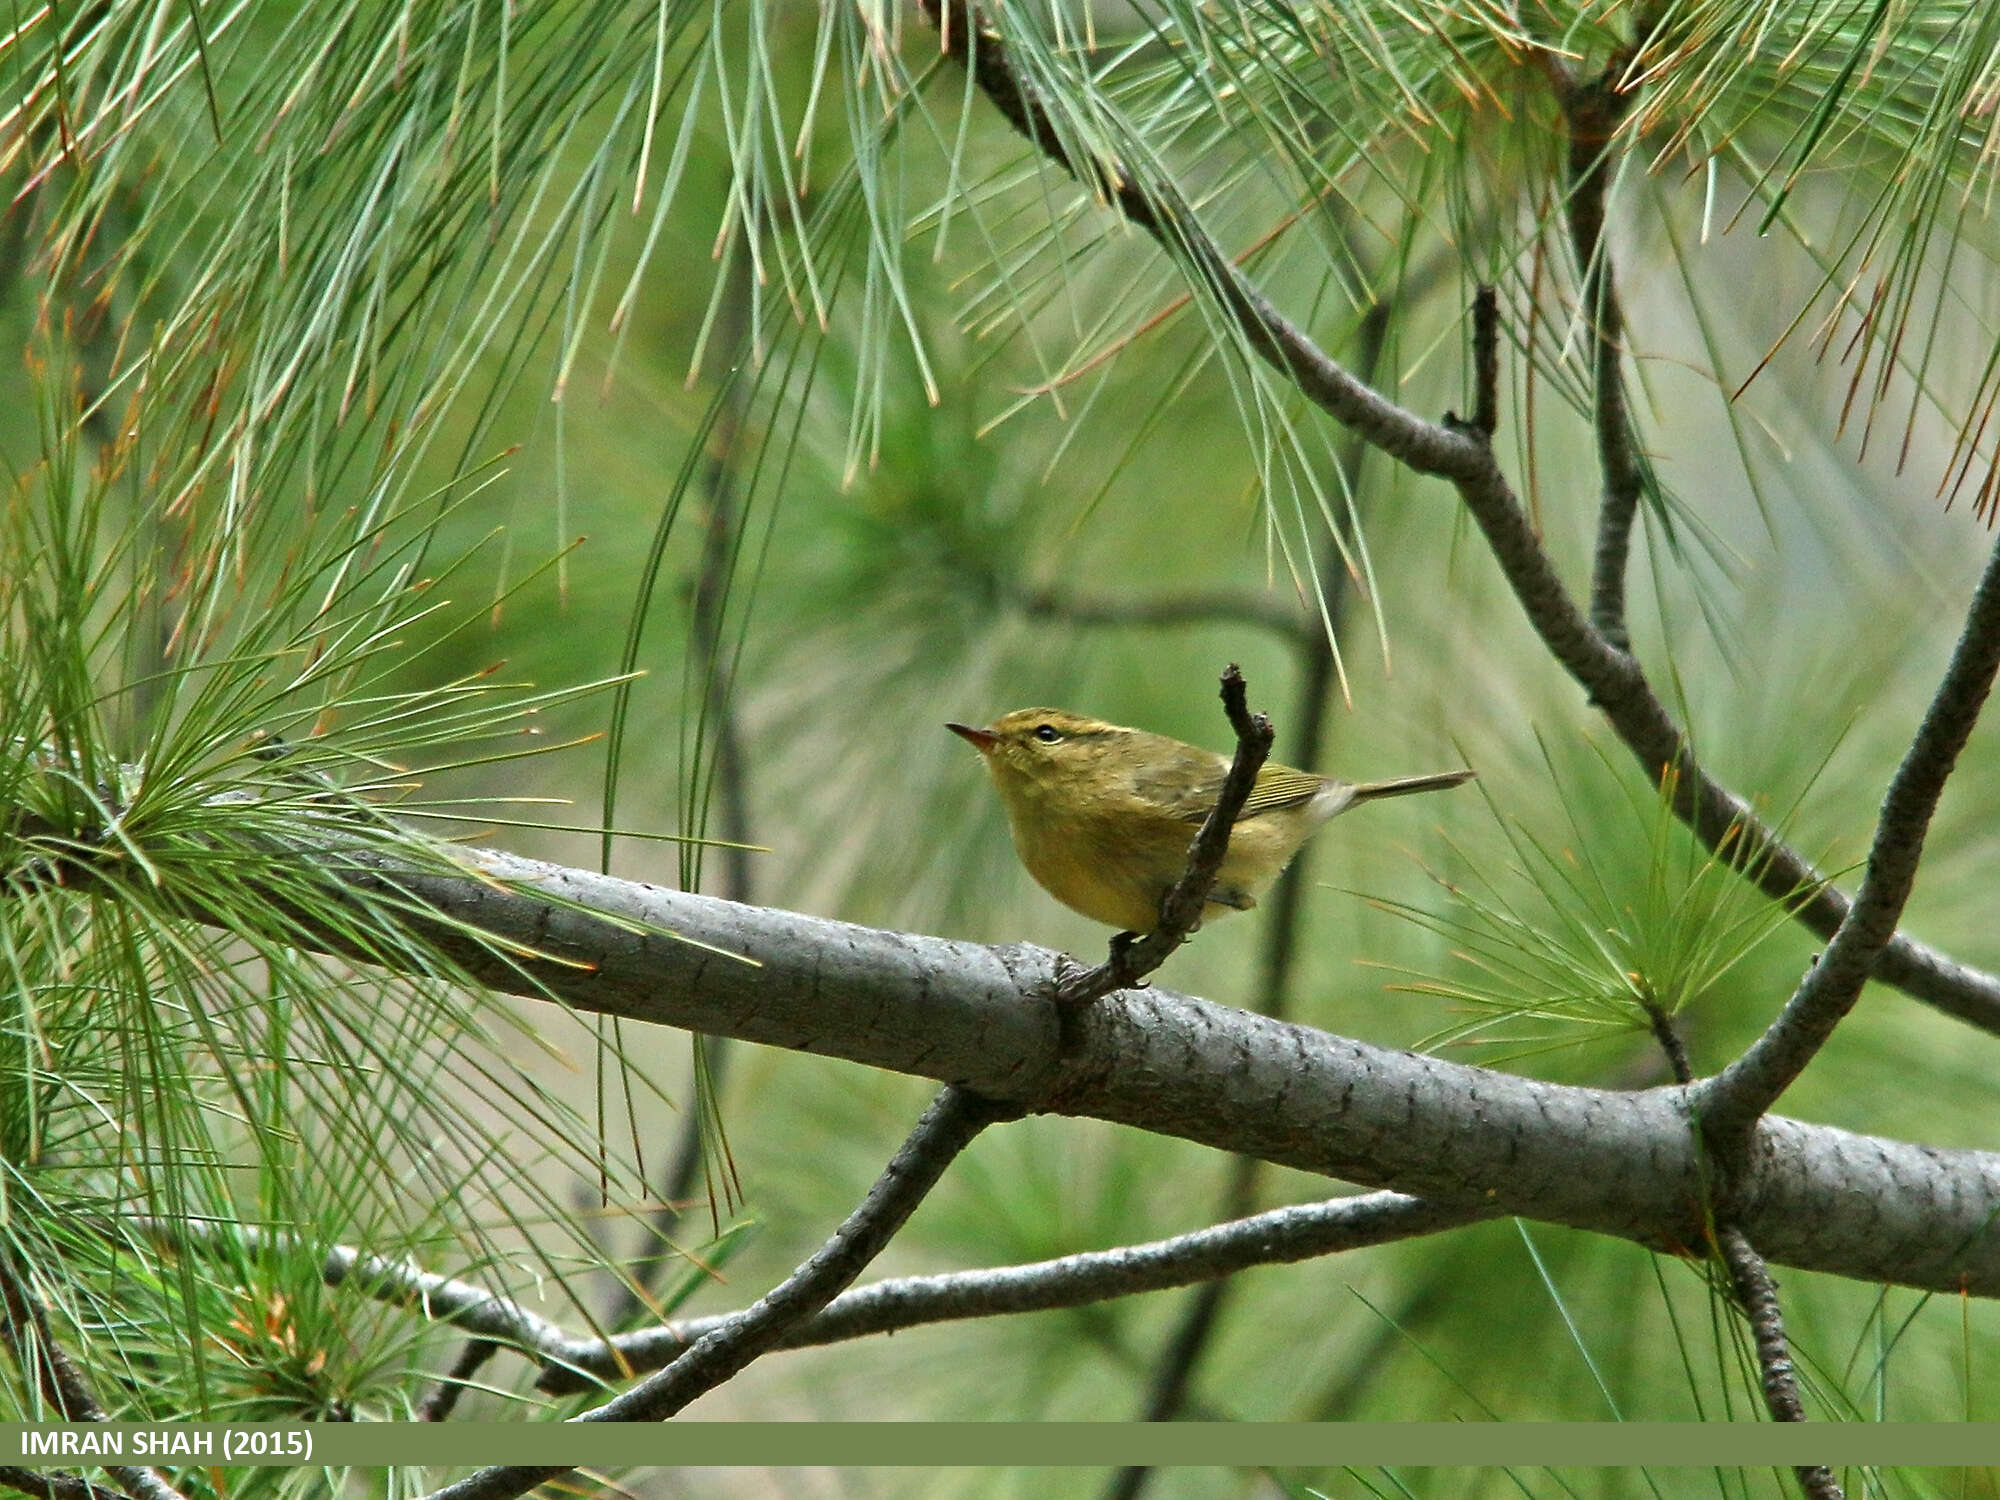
[1034,724,1062,743]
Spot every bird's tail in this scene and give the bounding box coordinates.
[1348,769,1477,803]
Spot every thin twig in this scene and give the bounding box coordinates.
[1700,524,2000,1143]
[919,0,2000,1038]
[419,1085,1014,1500]
[0,1259,189,1500]
[413,1338,498,1421]
[0,1471,129,1500]
[135,1192,1480,1393]
[549,1191,1480,1391]
[1715,1226,1846,1500]
[1638,994,1693,1086]
[1471,285,1499,439]
[1053,665,1273,1006]
[594,1087,1019,1412]
[555,1189,1478,1392]
[1563,63,1645,653]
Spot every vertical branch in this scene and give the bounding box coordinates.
[1563,67,1644,654]
[1471,285,1499,439]
[683,219,762,919]
[1637,992,1693,1086]
[1107,305,1395,1500]
[1715,1227,1846,1500]
[1693,519,2000,1500]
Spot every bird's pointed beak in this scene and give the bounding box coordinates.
[946,721,999,753]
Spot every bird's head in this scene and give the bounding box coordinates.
[946,708,1132,803]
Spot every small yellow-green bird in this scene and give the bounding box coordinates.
[948,707,1474,934]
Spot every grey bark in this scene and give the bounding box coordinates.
[296,841,2000,1296]
[156,1192,1473,1392]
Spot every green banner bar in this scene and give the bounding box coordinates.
[2,1423,1997,1469]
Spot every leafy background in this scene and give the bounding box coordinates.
[2,1,2000,1496]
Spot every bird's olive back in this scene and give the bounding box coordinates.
[981,708,1323,823]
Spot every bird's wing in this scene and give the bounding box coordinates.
[1138,752,1327,825]
[1237,764,1331,818]
[1126,740,1231,823]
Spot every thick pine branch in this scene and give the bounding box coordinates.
[34,831,1995,1296]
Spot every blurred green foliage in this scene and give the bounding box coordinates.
[2,2,2000,1495]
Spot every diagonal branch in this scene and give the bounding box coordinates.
[0,1258,189,1500]
[1447,442,2000,1033]
[0,1472,130,1500]
[1700,526,2000,1141]
[420,1086,1011,1498]
[1053,664,1273,1005]
[413,1337,498,1422]
[918,0,2000,1040]
[1108,1290,1226,1500]
[921,0,1486,483]
[163,1190,1479,1394]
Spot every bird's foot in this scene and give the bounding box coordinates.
[1109,930,1150,985]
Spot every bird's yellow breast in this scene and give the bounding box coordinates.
[996,769,1319,932]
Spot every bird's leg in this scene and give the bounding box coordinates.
[1109,929,1152,985]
